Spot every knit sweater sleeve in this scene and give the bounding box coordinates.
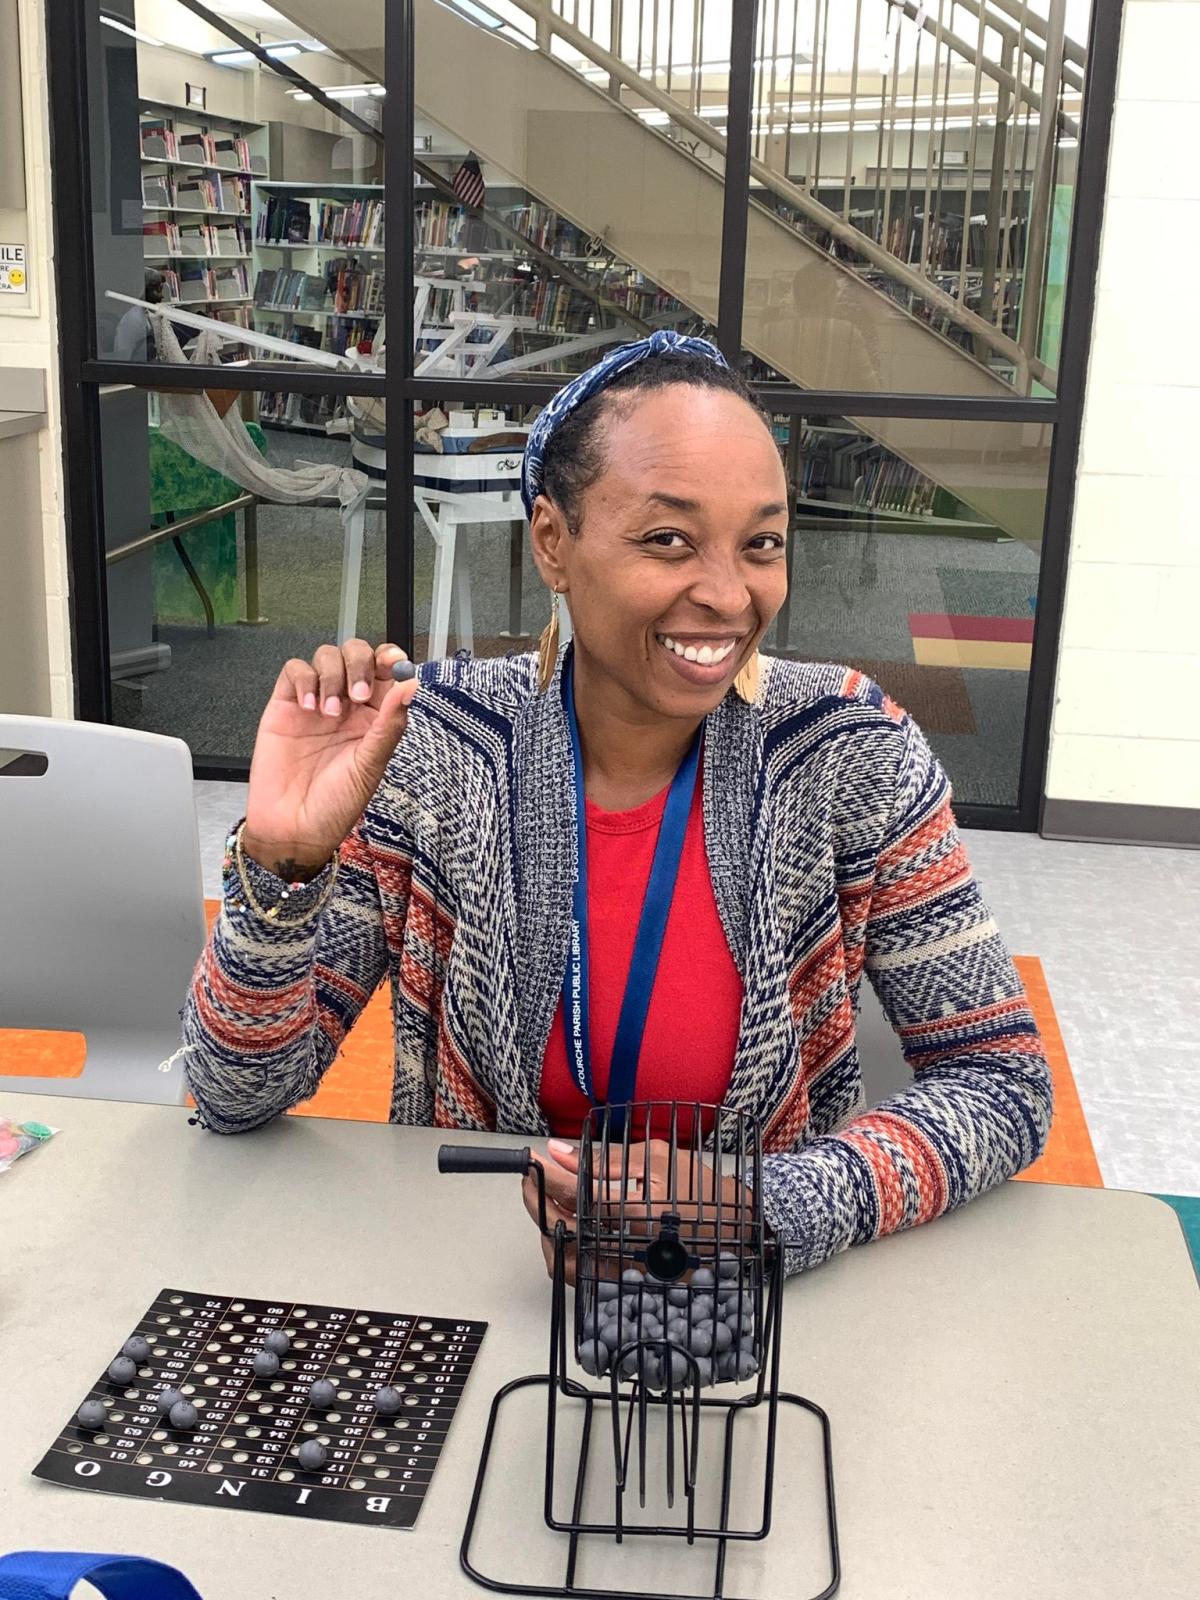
[179,815,396,1133]
[757,707,1053,1275]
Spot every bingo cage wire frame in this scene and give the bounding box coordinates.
[438,1101,840,1600]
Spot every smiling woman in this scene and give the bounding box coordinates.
[180,332,1053,1285]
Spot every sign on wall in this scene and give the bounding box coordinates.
[0,243,27,294]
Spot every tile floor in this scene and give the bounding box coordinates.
[194,778,1200,1202]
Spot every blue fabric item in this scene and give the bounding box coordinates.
[519,329,730,517]
[0,1552,203,1600]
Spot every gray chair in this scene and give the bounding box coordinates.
[854,983,912,1106]
[0,715,207,1104]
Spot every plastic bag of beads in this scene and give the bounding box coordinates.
[0,1116,57,1173]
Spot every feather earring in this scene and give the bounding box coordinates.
[537,588,561,693]
[733,650,761,705]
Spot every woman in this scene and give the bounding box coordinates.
[181,331,1052,1279]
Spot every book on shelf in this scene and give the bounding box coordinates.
[212,221,250,256]
[143,220,181,257]
[178,131,217,168]
[178,222,216,258]
[214,136,252,172]
[220,175,249,214]
[318,197,384,247]
[140,120,177,161]
[211,304,251,330]
[142,173,173,208]
[324,258,385,315]
[177,263,213,303]
[158,268,181,301]
[253,267,327,312]
[212,263,250,301]
[415,198,464,251]
[256,194,313,244]
[328,315,378,357]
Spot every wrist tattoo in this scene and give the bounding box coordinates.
[273,856,326,885]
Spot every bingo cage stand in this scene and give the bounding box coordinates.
[438,1101,840,1600]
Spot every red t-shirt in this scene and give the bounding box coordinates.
[539,774,743,1141]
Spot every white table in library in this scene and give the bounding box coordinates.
[1,1091,1196,1600]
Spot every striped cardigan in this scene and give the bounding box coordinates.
[182,650,1052,1275]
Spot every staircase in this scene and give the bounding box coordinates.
[275,0,1084,547]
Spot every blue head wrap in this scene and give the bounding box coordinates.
[520,329,730,519]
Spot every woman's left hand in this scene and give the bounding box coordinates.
[520,1136,753,1284]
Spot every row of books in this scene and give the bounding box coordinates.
[254,316,378,360]
[502,202,593,258]
[327,261,385,315]
[143,220,250,259]
[142,173,250,215]
[791,426,938,517]
[880,209,1028,273]
[256,195,315,244]
[316,198,384,247]
[509,280,593,333]
[252,268,328,311]
[415,199,466,251]
[140,122,258,173]
[173,262,251,303]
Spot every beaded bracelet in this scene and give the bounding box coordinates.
[226,820,340,927]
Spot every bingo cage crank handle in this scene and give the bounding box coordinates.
[437,1144,553,1236]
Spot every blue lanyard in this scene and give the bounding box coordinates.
[0,1552,203,1599]
[562,654,702,1135]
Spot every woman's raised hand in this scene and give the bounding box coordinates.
[242,640,418,879]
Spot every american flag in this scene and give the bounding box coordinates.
[451,153,486,209]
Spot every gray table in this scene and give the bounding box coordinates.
[1,1091,1197,1599]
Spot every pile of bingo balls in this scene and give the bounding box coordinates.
[576,1256,758,1388]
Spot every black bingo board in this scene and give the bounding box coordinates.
[34,1288,487,1530]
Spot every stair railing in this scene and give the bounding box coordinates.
[535,1,1085,391]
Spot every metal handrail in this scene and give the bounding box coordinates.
[105,495,257,565]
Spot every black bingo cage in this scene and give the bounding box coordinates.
[438,1101,839,1599]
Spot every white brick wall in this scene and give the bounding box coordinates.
[0,0,70,719]
[1048,0,1200,811]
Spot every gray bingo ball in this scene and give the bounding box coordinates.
[309,1379,337,1408]
[577,1342,610,1377]
[711,1322,734,1353]
[156,1386,185,1415]
[253,1349,280,1378]
[667,1285,690,1309]
[122,1335,151,1364]
[297,1439,328,1471]
[690,1266,716,1290]
[595,1280,620,1303]
[76,1400,107,1430]
[375,1386,403,1414]
[687,1324,714,1358]
[620,1269,644,1288]
[391,659,417,682]
[169,1400,199,1430]
[263,1329,290,1355]
[691,1355,714,1387]
[717,1254,741,1281]
[107,1356,137,1385]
